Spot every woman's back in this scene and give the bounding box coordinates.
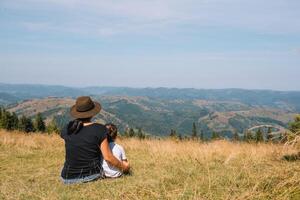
[60,123,107,179]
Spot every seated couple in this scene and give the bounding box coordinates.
[60,96,130,184]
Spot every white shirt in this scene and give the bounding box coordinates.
[102,142,127,178]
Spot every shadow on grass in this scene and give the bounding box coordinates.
[123,169,134,176]
[283,152,300,162]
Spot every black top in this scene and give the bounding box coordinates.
[60,123,107,179]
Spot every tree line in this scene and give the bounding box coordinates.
[167,117,300,142]
[0,107,59,133]
[121,119,299,142]
[123,127,147,140]
[1,106,299,141]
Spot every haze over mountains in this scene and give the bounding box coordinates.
[0,83,299,138]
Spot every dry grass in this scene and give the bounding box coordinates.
[0,130,300,200]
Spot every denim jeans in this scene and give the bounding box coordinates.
[61,173,102,185]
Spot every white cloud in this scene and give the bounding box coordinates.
[2,0,300,37]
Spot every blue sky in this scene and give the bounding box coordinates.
[0,0,300,90]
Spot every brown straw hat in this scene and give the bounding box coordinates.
[70,96,101,119]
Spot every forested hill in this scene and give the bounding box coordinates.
[0,83,299,137]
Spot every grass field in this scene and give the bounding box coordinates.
[0,130,299,200]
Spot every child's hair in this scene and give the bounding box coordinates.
[105,123,118,143]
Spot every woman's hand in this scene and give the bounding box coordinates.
[122,161,130,173]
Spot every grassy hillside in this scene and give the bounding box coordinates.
[0,131,299,200]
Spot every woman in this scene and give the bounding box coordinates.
[60,96,130,184]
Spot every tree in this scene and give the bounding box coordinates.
[0,109,19,131]
[192,122,198,139]
[1,110,13,130]
[255,129,264,142]
[169,129,177,138]
[211,132,220,140]
[244,131,253,142]
[267,127,273,142]
[289,115,300,133]
[11,112,19,130]
[123,129,130,138]
[46,119,59,134]
[137,128,145,140]
[128,128,135,137]
[34,113,46,132]
[233,131,239,141]
[18,115,34,133]
[177,133,183,140]
[18,116,26,132]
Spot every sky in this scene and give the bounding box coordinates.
[0,0,300,90]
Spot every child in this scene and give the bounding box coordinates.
[102,123,130,178]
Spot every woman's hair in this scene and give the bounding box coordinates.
[105,123,118,142]
[67,118,91,135]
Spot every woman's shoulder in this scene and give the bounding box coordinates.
[89,123,107,132]
[90,122,105,128]
[89,123,107,142]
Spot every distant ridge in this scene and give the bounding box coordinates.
[1,83,300,111]
[0,83,86,99]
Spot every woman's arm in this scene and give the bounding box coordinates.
[100,138,130,172]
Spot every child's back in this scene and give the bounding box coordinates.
[102,142,127,178]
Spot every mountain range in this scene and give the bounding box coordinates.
[1,83,299,138]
